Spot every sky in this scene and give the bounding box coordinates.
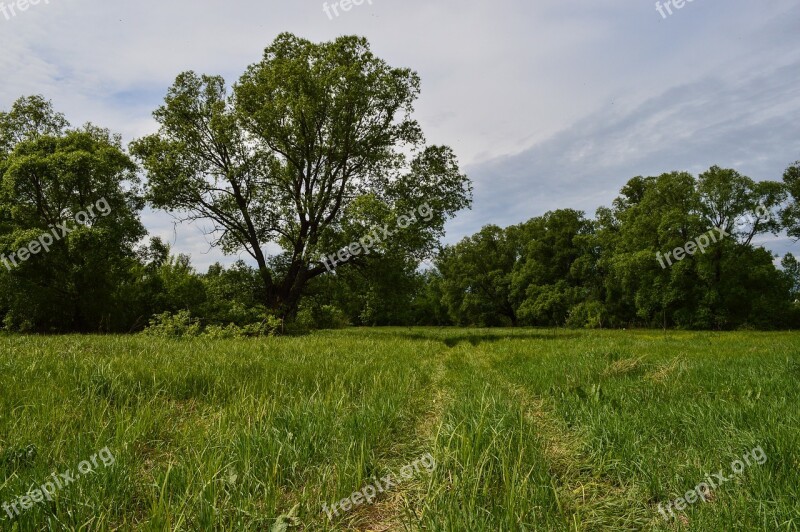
[1,0,799,269]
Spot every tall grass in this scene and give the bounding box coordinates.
[0,329,797,530]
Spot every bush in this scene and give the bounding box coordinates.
[202,323,245,339]
[143,310,201,338]
[566,301,608,329]
[143,310,283,338]
[295,304,348,331]
[240,313,283,337]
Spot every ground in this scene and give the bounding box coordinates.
[0,329,798,531]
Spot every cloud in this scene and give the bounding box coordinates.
[1,0,798,266]
[453,55,800,260]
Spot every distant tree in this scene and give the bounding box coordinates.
[117,238,207,331]
[781,253,800,300]
[198,260,275,326]
[437,225,520,326]
[336,252,421,326]
[587,168,790,329]
[131,34,471,318]
[596,172,702,328]
[781,160,800,239]
[697,166,784,246]
[410,269,452,326]
[510,209,594,326]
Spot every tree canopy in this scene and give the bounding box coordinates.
[0,98,145,331]
[430,169,796,329]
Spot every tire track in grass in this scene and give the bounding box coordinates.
[351,341,456,532]
[478,345,652,531]
[413,343,570,530]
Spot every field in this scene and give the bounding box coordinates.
[0,329,798,531]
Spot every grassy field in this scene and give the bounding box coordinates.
[0,329,798,531]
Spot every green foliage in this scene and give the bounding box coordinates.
[239,313,284,337]
[781,160,800,239]
[1,94,798,333]
[436,225,520,326]
[143,309,283,338]
[565,301,609,329]
[434,167,797,330]
[201,323,246,339]
[0,95,68,158]
[409,269,452,326]
[0,97,146,332]
[782,252,800,300]
[295,303,348,331]
[142,310,202,338]
[131,34,472,317]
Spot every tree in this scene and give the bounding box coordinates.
[781,160,800,239]
[781,253,800,300]
[697,166,783,247]
[694,166,785,327]
[0,97,146,332]
[437,225,520,326]
[587,168,790,329]
[131,34,472,317]
[595,172,703,327]
[410,269,452,326]
[510,209,594,326]
[0,95,68,160]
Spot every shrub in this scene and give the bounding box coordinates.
[240,313,283,337]
[202,323,245,339]
[566,301,608,329]
[142,310,201,338]
[142,309,284,338]
[295,304,348,331]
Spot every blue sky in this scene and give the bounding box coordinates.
[1,0,798,268]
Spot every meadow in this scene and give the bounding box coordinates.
[0,329,798,531]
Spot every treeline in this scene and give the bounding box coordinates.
[1,94,798,332]
[431,167,800,329]
[131,164,800,332]
[306,165,800,330]
[2,32,799,332]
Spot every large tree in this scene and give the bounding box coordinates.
[132,33,472,316]
[511,209,595,326]
[593,168,788,328]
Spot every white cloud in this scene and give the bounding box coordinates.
[1,0,798,267]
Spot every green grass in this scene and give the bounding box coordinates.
[0,329,798,531]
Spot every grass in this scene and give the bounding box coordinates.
[0,328,798,531]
